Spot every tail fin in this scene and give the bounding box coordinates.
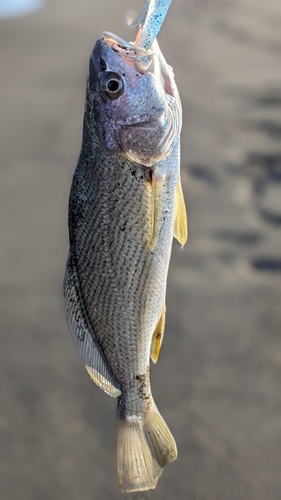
[117,406,177,493]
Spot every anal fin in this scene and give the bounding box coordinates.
[85,366,120,396]
[174,177,188,246]
[64,253,121,398]
[151,306,166,364]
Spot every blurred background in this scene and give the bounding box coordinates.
[1,0,281,499]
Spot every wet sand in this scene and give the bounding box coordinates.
[0,1,281,498]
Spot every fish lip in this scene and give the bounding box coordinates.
[123,118,162,129]
[117,107,166,128]
[101,31,154,73]
[102,31,152,57]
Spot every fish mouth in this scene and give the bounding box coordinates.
[125,119,161,128]
[102,31,154,73]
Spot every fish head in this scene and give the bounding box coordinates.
[87,34,181,167]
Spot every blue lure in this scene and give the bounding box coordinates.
[134,0,172,49]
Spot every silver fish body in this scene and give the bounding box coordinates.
[64,33,187,493]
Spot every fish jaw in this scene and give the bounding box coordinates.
[102,31,154,73]
[88,36,181,167]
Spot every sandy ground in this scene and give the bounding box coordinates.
[1,0,281,499]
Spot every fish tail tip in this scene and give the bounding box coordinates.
[117,416,161,493]
[117,408,177,493]
[144,406,177,467]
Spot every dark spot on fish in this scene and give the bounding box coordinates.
[156,332,161,340]
[99,58,106,71]
[131,171,136,176]
[142,168,152,185]
[89,59,98,91]
[122,73,125,77]
[151,252,153,255]
[136,370,150,402]
[78,330,85,342]
[121,227,125,231]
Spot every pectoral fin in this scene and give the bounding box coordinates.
[64,253,121,398]
[147,172,168,251]
[151,306,166,364]
[174,177,188,246]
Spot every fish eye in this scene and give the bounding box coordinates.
[100,72,124,100]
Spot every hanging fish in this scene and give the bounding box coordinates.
[64,0,187,493]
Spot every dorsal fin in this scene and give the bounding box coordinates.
[64,253,121,398]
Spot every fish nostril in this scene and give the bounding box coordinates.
[99,58,107,71]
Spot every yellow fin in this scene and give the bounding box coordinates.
[146,172,166,251]
[151,307,166,364]
[174,178,188,246]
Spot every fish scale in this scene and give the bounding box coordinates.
[71,151,173,378]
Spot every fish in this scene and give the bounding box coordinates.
[63,0,187,493]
